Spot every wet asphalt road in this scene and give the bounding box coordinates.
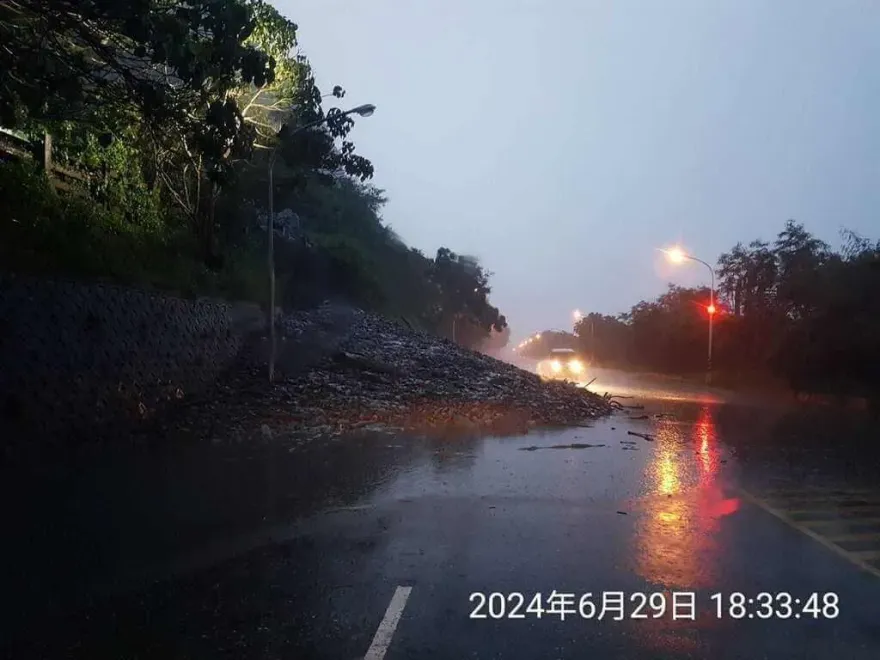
[6,369,880,659]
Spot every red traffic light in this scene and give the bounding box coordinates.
[707,304,716,315]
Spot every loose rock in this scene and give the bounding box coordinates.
[144,303,614,445]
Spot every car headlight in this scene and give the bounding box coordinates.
[551,360,562,373]
[569,359,583,373]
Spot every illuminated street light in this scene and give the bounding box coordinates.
[665,246,686,264]
[573,309,583,322]
[662,245,716,384]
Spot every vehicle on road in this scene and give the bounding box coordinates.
[536,347,588,382]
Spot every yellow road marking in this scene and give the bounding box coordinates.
[739,489,880,580]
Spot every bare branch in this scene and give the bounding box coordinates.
[240,84,267,117]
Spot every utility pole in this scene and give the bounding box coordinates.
[266,103,376,382]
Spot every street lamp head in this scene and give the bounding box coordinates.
[665,246,687,264]
[351,104,376,117]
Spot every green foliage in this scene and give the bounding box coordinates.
[233,0,303,150]
[307,231,385,308]
[274,79,375,184]
[428,247,508,346]
[0,161,269,300]
[45,122,166,230]
[1,161,190,287]
[0,0,507,341]
[249,172,508,342]
[572,313,631,365]
[0,0,275,176]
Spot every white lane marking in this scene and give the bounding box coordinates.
[364,585,413,660]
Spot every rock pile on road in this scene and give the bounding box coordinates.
[147,303,614,446]
[267,306,613,438]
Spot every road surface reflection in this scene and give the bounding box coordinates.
[634,406,740,590]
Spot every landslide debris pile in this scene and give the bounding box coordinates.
[267,306,613,438]
[148,303,614,444]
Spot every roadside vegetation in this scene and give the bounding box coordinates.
[0,0,507,348]
[527,221,880,403]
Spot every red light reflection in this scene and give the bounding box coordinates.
[635,406,740,590]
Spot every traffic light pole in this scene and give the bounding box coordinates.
[703,260,715,386]
[683,255,715,386]
[708,277,714,385]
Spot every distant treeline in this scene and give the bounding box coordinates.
[530,221,880,400]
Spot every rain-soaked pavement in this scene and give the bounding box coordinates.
[5,368,880,658]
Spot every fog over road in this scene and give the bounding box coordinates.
[6,369,880,659]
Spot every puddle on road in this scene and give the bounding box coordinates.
[362,401,741,511]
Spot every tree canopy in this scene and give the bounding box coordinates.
[1,0,275,170]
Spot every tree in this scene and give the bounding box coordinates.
[1,0,294,267]
[220,1,374,187]
[429,248,506,347]
[139,0,373,264]
[1,0,274,167]
[574,313,631,366]
[274,76,374,184]
[773,220,830,320]
[479,325,511,354]
[570,220,880,403]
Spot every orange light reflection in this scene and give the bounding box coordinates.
[634,407,740,590]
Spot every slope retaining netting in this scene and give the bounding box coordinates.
[0,275,244,450]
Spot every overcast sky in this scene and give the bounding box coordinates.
[282,0,880,341]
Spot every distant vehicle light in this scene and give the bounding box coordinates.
[551,360,562,373]
[569,359,583,373]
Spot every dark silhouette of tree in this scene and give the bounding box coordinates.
[429,248,507,347]
[572,221,880,407]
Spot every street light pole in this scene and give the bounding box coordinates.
[662,248,716,385]
[267,148,278,383]
[266,104,376,382]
